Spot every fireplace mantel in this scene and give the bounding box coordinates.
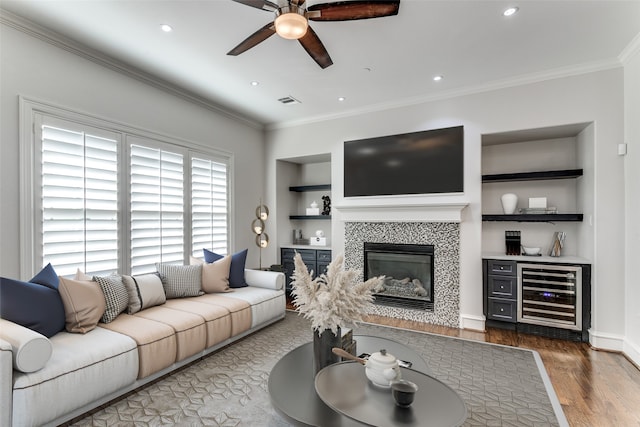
[334,202,469,223]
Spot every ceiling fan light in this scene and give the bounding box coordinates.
[275,10,308,40]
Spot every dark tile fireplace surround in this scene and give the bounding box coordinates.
[345,221,460,328]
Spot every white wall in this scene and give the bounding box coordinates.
[0,21,265,278]
[624,45,640,365]
[265,69,627,350]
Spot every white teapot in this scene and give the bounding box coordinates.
[364,349,402,388]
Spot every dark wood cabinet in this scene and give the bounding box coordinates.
[483,259,517,323]
[281,247,332,292]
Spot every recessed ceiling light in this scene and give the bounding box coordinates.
[251,81,259,86]
[433,75,443,81]
[160,24,173,32]
[503,7,519,17]
[338,97,346,102]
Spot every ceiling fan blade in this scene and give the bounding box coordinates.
[230,0,278,12]
[298,26,333,69]
[308,0,400,21]
[227,22,276,56]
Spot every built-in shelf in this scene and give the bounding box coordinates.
[289,215,331,220]
[482,214,583,222]
[288,184,331,192]
[482,169,583,183]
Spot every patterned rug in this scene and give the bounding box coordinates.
[70,312,566,426]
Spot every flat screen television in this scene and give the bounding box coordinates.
[344,125,464,197]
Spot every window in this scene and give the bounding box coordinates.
[24,101,232,277]
[130,143,184,275]
[191,156,228,259]
[37,116,119,277]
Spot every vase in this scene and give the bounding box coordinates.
[500,193,518,214]
[313,327,341,375]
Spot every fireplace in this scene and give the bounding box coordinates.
[364,242,434,311]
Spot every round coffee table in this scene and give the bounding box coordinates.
[268,335,432,426]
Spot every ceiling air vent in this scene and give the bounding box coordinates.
[278,96,301,105]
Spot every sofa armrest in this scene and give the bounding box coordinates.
[0,338,13,427]
[244,269,285,291]
[0,318,53,373]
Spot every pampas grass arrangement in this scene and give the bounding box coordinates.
[290,252,385,334]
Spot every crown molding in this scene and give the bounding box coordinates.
[267,58,622,131]
[619,31,640,65]
[0,10,264,130]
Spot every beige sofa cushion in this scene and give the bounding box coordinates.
[100,314,176,379]
[134,306,207,362]
[193,294,252,336]
[163,299,232,347]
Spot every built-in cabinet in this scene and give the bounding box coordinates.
[483,257,591,342]
[281,247,332,292]
[483,259,518,322]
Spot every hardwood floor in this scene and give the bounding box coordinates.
[362,314,640,427]
[287,300,640,426]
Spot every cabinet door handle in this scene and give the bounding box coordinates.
[500,308,505,312]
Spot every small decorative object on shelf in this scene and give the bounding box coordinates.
[322,195,331,215]
[252,200,269,269]
[290,253,384,374]
[550,231,566,257]
[505,230,521,255]
[310,230,326,246]
[500,193,518,214]
[306,200,320,216]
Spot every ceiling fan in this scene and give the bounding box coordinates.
[227,0,401,69]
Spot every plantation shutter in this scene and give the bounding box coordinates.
[130,144,184,274]
[191,156,229,258]
[39,117,119,277]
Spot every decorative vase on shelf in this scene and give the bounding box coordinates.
[500,193,518,214]
[313,327,341,375]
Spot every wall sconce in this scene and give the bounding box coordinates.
[252,200,269,269]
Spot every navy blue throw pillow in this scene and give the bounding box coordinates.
[203,248,248,288]
[29,263,59,290]
[0,265,65,337]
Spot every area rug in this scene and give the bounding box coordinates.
[70,312,567,426]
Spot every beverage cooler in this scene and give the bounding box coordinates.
[517,263,582,331]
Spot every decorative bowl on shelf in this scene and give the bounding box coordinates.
[522,246,541,256]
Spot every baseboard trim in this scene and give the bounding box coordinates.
[623,338,640,368]
[460,314,485,332]
[588,329,625,351]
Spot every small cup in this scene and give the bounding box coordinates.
[391,379,419,407]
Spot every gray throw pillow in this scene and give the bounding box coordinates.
[155,263,203,299]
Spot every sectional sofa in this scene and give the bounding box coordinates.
[0,258,286,427]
